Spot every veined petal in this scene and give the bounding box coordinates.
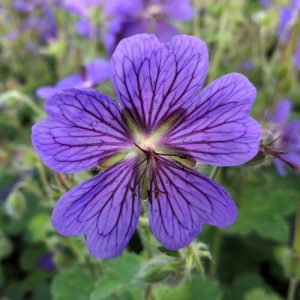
[51,159,141,258]
[32,89,132,173]
[163,73,261,166]
[112,34,208,131]
[148,158,237,250]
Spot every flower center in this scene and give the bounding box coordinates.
[147,4,162,16]
[135,133,158,154]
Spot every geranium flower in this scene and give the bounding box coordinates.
[277,0,300,69]
[104,0,193,55]
[32,34,261,258]
[63,0,103,38]
[262,99,300,176]
[13,0,58,43]
[36,59,111,100]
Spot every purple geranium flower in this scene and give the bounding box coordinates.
[36,59,111,100]
[262,99,300,176]
[63,0,103,38]
[13,0,57,43]
[104,0,193,55]
[31,34,261,258]
[277,1,300,70]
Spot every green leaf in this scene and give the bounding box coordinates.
[225,170,299,242]
[51,265,95,300]
[244,288,282,300]
[90,253,143,300]
[153,275,222,300]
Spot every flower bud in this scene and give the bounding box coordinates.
[5,190,26,219]
[272,63,289,80]
[137,255,186,285]
[0,231,12,259]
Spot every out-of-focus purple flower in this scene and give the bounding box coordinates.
[238,60,254,71]
[259,0,271,8]
[278,7,293,44]
[13,0,57,43]
[36,59,111,100]
[262,99,300,176]
[104,0,193,55]
[294,39,300,69]
[13,0,39,12]
[277,2,300,70]
[37,253,55,272]
[63,0,102,38]
[32,34,261,258]
[277,0,300,45]
[7,31,17,41]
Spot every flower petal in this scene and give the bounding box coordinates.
[163,73,261,166]
[112,34,208,131]
[274,158,286,176]
[161,0,193,20]
[271,99,292,126]
[32,88,132,173]
[86,59,111,85]
[278,7,293,44]
[52,159,141,258]
[284,120,300,150]
[148,159,237,250]
[153,21,180,43]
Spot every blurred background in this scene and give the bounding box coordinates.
[0,0,300,299]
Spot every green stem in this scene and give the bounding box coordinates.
[192,0,201,37]
[209,166,222,277]
[36,161,53,203]
[210,166,220,181]
[287,278,298,300]
[209,230,222,277]
[208,2,230,81]
[0,91,45,117]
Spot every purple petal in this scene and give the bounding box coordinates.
[52,159,140,258]
[160,0,193,20]
[86,59,111,84]
[36,74,84,100]
[284,120,300,149]
[259,0,271,8]
[36,86,57,99]
[75,18,96,38]
[271,99,292,125]
[112,34,208,131]
[153,21,180,43]
[274,152,300,175]
[292,0,300,10]
[56,74,83,88]
[13,0,37,12]
[63,0,102,16]
[31,89,132,173]
[163,73,261,166]
[294,39,300,70]
[104,0,145,16]
[274,158,286,176]
[148,158,237,250]
[278,7,293,44]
